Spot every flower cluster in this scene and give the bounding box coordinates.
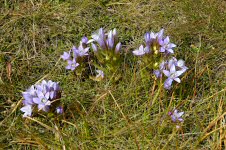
[133,29,188,89]
[90,28,122,53]
[61,36,90,71]
[154,57,188,89]
[20,80,62,117]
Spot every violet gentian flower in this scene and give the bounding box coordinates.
[168,109,184,122]
[22,85,36,105]
[81,36,89,44]
[163,64,185,89]
[66,59,79,71]
[33,90,51,112]
[72,44,89,57]
[159,36,176,54]
[132,45,149,56]
[96,70,104,78]
[56,106,63,114]
[153,61,167,78]
[145,29,164,47]
[61,51,71,60]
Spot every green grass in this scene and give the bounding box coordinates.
[0,0,225,149]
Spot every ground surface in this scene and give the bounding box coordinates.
[0,0,225,149]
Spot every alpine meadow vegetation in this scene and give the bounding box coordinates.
[0,0,225,149]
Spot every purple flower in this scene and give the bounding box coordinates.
[153,61,167,78]
[115,42,122,53]
[81,36,88,44]
[132,45,149,56]
[61,52,71,60]
[163,64,185,89]
[22,85,36,105]
[66,59,79,71]
[168,109,184,122]
[21,80,61,117]
[96,70,104,78]
[33,90,51,112]
[91,28,107,50]
[145,29,164,47]
[20,105,32,117]
[56,106,63,114]
[72,44,89,57]
[168,57,188,74]
[159,36,176,54]
[107,30,115,50]
[90,28,121,53]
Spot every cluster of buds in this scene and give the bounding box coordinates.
[61,37,90,71]
[20,80,62,117]
[133,29,188,89]
[90,28,122,53]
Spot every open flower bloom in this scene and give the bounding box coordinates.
[159,36,176,54]
[66,58,79,71]
[163,64,185,89]
[61,51,71,60]
[61,36,90,71]
[133,45,149,56]
[168,109,184,122]
[33,91,51,112]
[72,44,89,57]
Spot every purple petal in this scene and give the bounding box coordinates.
[174,78,181,83]
[164,78,173,89]
[163,70,170,77]
[153,70,162,78]
[160,47,165,52]
[115,42,122,53]
[91,43,98,52]
[170,64,176,73]
[33,97,41,104]
[167,49,174,54]
[81,36,88,44]
[56,106,63,114]
[164,36,170,44]
[37,90,44,99]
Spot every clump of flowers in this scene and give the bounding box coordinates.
[89,28,122,71]
[61,36,90,71]
[20,80,62,117]
[155,57,188,89]
[90,28,122,53]
[133,29,188,89]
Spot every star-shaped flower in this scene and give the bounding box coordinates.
[168,109,184,122]
[163,64,184,89]
[159,36,176,54]
[66,58,79,71]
